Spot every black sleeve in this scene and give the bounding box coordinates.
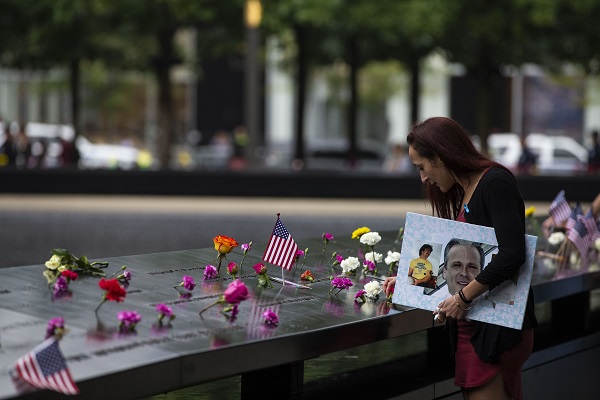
[474,172,526,290]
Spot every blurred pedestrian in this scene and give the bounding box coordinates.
[59,137,80,168]
[0,123,16,167]
[13,123,31,169]
[516,136,537,175]
[587,130,600,174]
[383,143,411,173]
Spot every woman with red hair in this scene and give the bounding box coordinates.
[383,117,537,400]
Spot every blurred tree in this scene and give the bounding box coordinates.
[263,0,451,167]
[0,0,113,135]
[102,0,236,168]
[436,0,567,149]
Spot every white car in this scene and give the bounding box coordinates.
[76,136,141,170]
[487,133,588,174]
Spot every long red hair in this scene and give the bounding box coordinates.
[407,117,512,219]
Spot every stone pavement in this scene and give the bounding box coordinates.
[0,194,553,217]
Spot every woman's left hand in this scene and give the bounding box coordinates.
[433,294,468,323]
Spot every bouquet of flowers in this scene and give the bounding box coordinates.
[44,248,108,284]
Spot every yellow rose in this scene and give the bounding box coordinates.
[352,227,371,239]
[213,235,239,255]
[525,206,536,218]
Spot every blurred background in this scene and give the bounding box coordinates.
[0,0,599,184]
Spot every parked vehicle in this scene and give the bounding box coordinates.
[487,133,588,175]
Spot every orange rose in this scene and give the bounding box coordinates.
[213,235,239,255]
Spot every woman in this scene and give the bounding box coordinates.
[383,117,537,400]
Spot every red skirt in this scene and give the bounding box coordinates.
[454,320,534,400]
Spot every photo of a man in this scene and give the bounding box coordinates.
[441,239,484,296]
[408,244,436,289]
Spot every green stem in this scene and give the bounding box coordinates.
[95,297,106,313]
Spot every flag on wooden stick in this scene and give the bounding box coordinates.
[263,214,298,270]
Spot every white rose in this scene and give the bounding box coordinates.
[594,238,600,252]
[45,255,61,270]
[364,281,381,298]
[548,232,566,246]
[340,256,360,274]
[365,251,383,263]
[360,232,381,246]
[385,251,401,265]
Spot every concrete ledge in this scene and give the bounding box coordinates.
[0,168,598,202]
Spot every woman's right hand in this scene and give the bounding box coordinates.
[383,277,396,296]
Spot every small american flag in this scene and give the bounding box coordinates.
[568,218,591,269]
[582,209,600,242]
[263,214,298,270]
[566,202,583,231]
[548,190,571,224]
[12,338,79,395]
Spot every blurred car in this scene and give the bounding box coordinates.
[76,136,141,170]
[487,132,588,174]
[23,122,148,169]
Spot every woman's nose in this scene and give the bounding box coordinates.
[420,171,428,183]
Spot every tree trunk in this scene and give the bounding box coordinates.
[69,59,80,138]
[347,35,358,169]
[293,24,306,167]
[409,57,420,125]
[155,30,176,169]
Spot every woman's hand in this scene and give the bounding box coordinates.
[433,294,469,323]
[383,276,396,296]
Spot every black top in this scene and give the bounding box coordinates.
[450,167,538,363]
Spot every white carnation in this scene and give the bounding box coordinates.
[548,232,566,246]
[385,251,401,265]
[595,238,600,252]
[360,232,381,246]
[364,281,382,298]
[45,255,61,270]
[365,251,383,263]
[340,257,360,274]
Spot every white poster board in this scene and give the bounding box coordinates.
[391,212,537,329]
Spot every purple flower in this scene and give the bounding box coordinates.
[203,265,218,280]
[355,289,367,301]
[329,276,354,294]
[263,309,279,327]
[45,317,65,339]
[156,303,175,325]
[227,262,238,277]
[322,233,334,242]
[156,303,173,318]
[53,276,69,297]
[331,277,354,292]
[118,310,142,332]
[363,260,376,272]
[183,276,195,290]
[122,270,132,282]
[241,243,252,253]
[295,249,305,260]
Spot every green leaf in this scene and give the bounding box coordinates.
[52,248,71,257]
